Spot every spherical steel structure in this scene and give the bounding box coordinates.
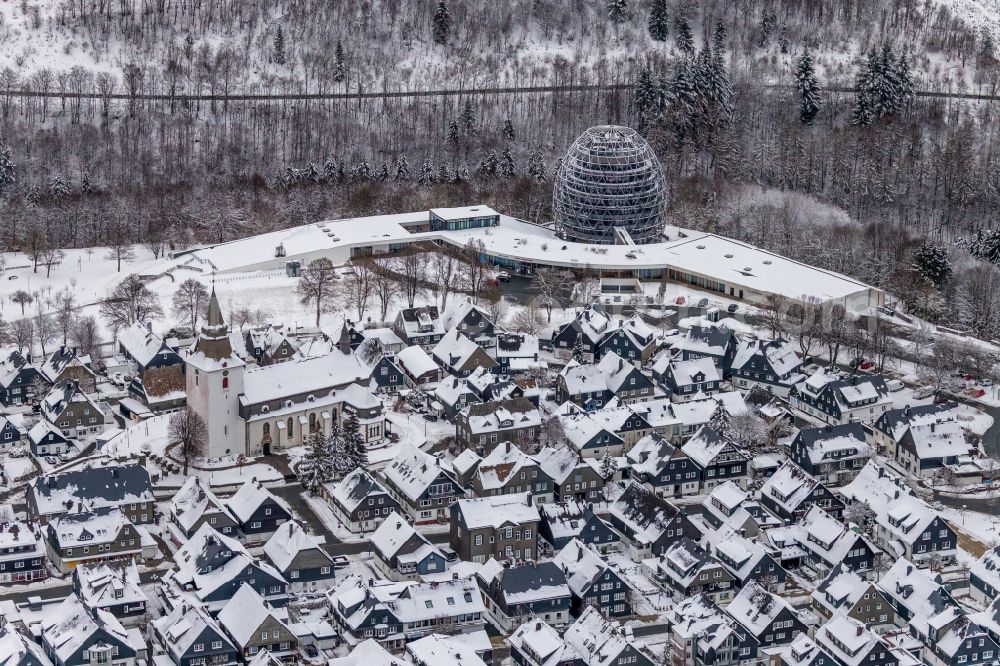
[553,125,666,245]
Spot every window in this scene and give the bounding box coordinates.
[194,644,205,652]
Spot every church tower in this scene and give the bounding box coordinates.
[186,287,246,459]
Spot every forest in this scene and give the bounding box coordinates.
[0,0,999,336]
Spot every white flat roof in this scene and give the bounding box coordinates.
[177,209,877,304]
[430,205,500,220]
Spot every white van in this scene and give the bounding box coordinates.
[886,379,905,392]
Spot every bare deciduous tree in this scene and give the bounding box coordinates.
[297,257,338,326]
[169,408,208,475]
[344,260,375,321]
[100,275,164,333]
[172,278,209,333]
[396,249,428,309]
[372,260,400,322]
[534,267,573,322]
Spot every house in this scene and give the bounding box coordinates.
[432,329,499,377]
[431,376,482,420]
[40,594,144,666]
[815,616,902,666]
[328,640,412,666]
[45,508,151,573]
[244,326,299,366]
[597,315,659,366]
[396,346,442,386]
[151,602,239,666]
[556,408,627,458]
[166,476,239,543]
[811,564,896,631]
[664,594,759,666]
[759,461,844,522]
[707,528,787,593]
[873,494,957,566]
[779,505,879,579]
[643,537,737,604]
[969,545,1000,606]
[380,443,464,524]
[681,425,750,492]
[674,325,738,373]
[871,403,956,460]
[324,468,401,534]
[27,420,69,458]
[0,349,45,406]
[534,445,608,503]
[627,432,702,498]
[72,560,148,626]
[763,634,834,666]
[730,338,803,398]
[789,370,892,425]
[879,558,958,625]
[914,611,999,666]
[508,620,585,666]
[39,380,112,440]
[163,524,287,612]
[38,347,97,394]
[217,584,297,660]
[477,559,572,631]
[449,493,540,563]
[563,607,656,666]
[406,633,491,666]
[356,340,407,393]
[441,299,496,346]
[128,364,187,413]
[0,623,51,666]
[552,306,614,362]
[456,398,542,454]
[556,353,655,409]
[725,580,807,649]
[27,463,155,525]
[895,417,969,479]
[329,573,486,650]
[701,481,781,537]
[659,357,723,401]
[470,442,554,503]
[537,500,619,553]
[494,332,543,374]
[0,415,23,451]
[223,479,292,544]
[607,481,701,561]
[582,401,653,447]
[789,424,872,486]
[669,391,748,438]
[369,511,447,581]
[0,506,47,584]
[553,539,633,618]
[262,520,336,590]
[393,306,446,350]
[117,322,184,371]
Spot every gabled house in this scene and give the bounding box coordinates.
[725,580,806,649]
[763,634,833,666]
[658,357,723,402]
[27,420,69,458]
[369,511,446,581]
[262,520,335,590]
[778,505,879,579]
[895,417,969,479]
[432,329,499,377]
[508,620,585,666]
[871,403,956,460]
[970,545,1000,606]
[534,445,607,503]
[163,524,288,611]
[597,315,659,367]
[0,349,45,406]
[494,332,543,375]
[27,463,155,525]
[664,594,759,666]
[0,623,52,666]
[607,481,701,561]
[406,634,490,666]
[450,493,540,563]
[40,380,112,440]
[811,564,896,631]
[0,505,47,584]
[431,375,482,420]
[707,528,787,593]
[441,299,496,346]
[878,558,957,625]
[396,346,442,386]
[45,507,150,573]
[217,584,297,660]
[40,594,144,666]
[643,537,736,604]
[470,442,554,503]
[563,607,655,666]
[152,602,239,666]
[913,610,998,666]
[117,321,183,372]
[538,500,619,553]
[730,338,803,398]
[223,479,291,544]
[552,306,614,362]
[393,306,446,350]
[789,370,892,425]
[128,364,187,413]
[701,481,781,537]
[553,539,634,618]
[873,494,957,566]
[356,339,408,393]
[167,476,239,544]
[759,461,844,522]
[556,408,627,458]
[38,347,96,395]
[814,616,901,666]
[681,425,750,492]
[456,397,542,454]
[72,560,148,626]
[380,443,464,524]
[674,325,738,374]
[244,326,299,366]
[627,433,701,498]
[556,353,655,409]
[477,559,572,631]
[0,414,24,451]
[789,423,872,486]
[324,468,400,534]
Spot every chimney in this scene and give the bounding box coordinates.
[906,565,912,575]
[856,625,863,637]
[506,442,512,454]
[146,321,153,333]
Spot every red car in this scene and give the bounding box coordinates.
[675,296,686,305]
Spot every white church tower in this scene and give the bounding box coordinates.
[186,287,246,459]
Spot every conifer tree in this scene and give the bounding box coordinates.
[343,411,368,471]
[333,40,347,83]
[572,339,586,363]
[477,150,499,184]
[525,150,547,183]
[394,155,412,181]
[432,1,452,46]
[376,162,390,181]
[849,50,877,126]
[648,0,668,42]
[607,0,628,24]
[328,419,351,479]
[712,21,727,58]
[498,147,518,180]
[796,50,821,125]
[633,65,658,131]
[913,242,952,287]
[895,53,913,110]
[708,402,730,436]
[502,118,515,142]
[461,100,477,135]
[675,16,695,54]
[0,140,16,198]
[598,449,618,480]
[447,120,461,148]
[437,164,453,183]
[418,158,436,186]
[298,433,330,495]
[273,25,286,65]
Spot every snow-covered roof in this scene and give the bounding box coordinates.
[608,481,685,546]
[731,338,801,377]
[49,507,131,548]
[476,443,538,491]
[480,560,570,605]
[726,580,797,636]
[667,357,722,385]
[552,539,609,595]
[332,573,485,629]
[153,603,233,659]
[217,584,284,646]
[329,468,391,514]
[74,560,148,610]
[169,476,228,532]
[381,443,453,503]
[879,558,955,620]
[461,398,541,435]
[563,607,643,666]
[406,633,489,666]
[812,564,871,615]
[507,619,581,666]
[241,350,371,405]
[370,511,431,561]
[432,329,486,371]
[876,494,944,547]
[759,461,821,513]
[533,445,582,485]
[117,321,175,367]
[669,391,748,426]
[904,419,968,461]
[27,419,65,445]
[681,425,743,468]
[224,479,286,524]
[815,616,880,666]
[787,506,874,567]
[840,461,913,507]
[764,634,832,666]
[397,345,440,378]
[42,594,135,663]
[796,423,871,465]
[451,449,482,477]
[262,520,325,572]
[0,623,50,666]
[456,493,539,529]
[329,639,413,666]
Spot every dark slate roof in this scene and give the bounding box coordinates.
[30,463,154,513]
[796,422,867,448]
[498,561,570,597]
[875,403,953,434]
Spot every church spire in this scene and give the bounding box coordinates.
[192,285,234,361]
[206,286,225,329]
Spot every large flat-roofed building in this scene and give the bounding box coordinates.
[170,208,884,312]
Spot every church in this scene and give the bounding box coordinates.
[186,289,387,459]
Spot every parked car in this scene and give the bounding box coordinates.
[496,271,511,282]
[503,294,519,303]
[697,298,710,307]
[675,296,686,305]
[913,386,935,400]
[727,303,739,313]
[886,379,905,392]
[979,379,994,387]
